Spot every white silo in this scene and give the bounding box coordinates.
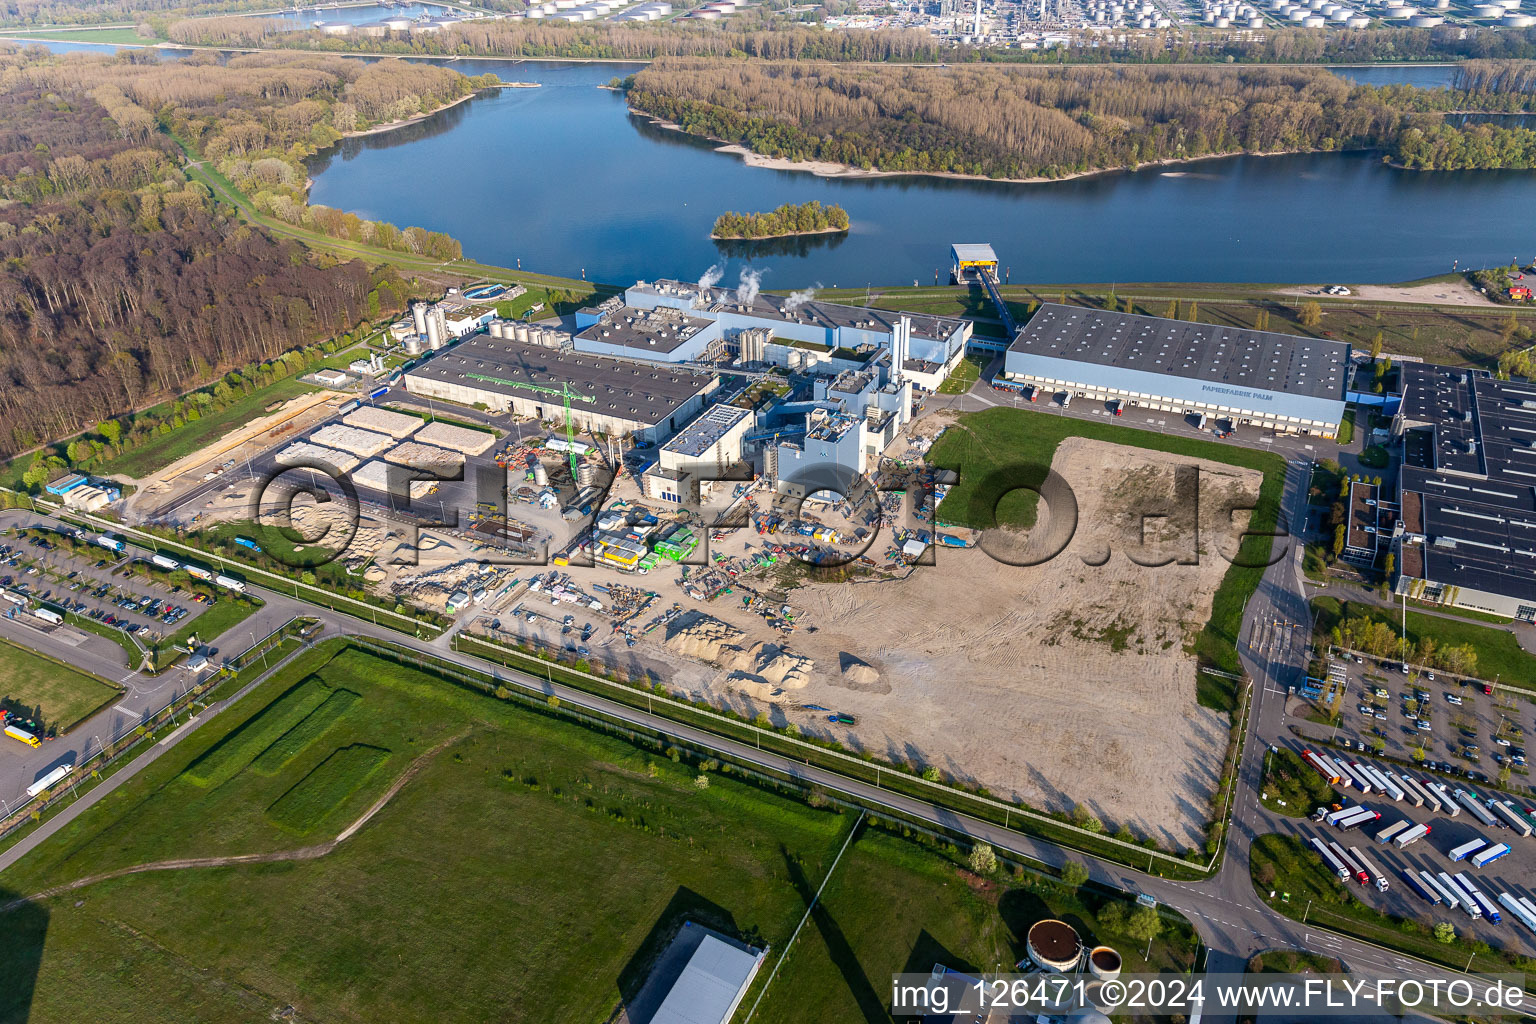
[425,308,446,350]
[411,302,429,335]
[532,460,549,487]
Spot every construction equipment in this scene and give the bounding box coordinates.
[463,372,595,478]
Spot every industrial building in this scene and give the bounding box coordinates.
[633,923,765,1024]
[1391,363,1536,621]
[1343,479,1398,566]
[1001,304,1350,437]
[607,279,971,392]
[403,334,717,443]
[950,242,998,282]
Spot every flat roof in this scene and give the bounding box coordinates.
[633,280,965,344]
[951,243,997,263]
[404,336,714,425]
[576,305,713,354]
[1008,304,1349,402]
[651,932,762,1024]
[662,404,749,458]
[1396,363,1536,603]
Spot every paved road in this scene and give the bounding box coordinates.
[0,433,1509,1018]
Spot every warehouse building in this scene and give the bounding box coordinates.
[632,922,766,1024]
[643,403,752,503]
[1001,305,1350,437]
[403,335,717,444]
[1391,363,1536,621]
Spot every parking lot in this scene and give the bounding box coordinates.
[1306,652,1530,788]
[0,531,212,653]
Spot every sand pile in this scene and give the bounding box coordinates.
[719,641,814,689]
[665,615,746,662]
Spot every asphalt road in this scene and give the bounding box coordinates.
[0,408,1517,1020]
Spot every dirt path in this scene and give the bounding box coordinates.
[1,731,466,913]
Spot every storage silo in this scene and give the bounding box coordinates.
[1247,14,1264,24]
[403,335,425,356]
[411,302,429,335]
[532,461,549,487]
[489,320,504,339]
[514,323,530,343]
[1346,14,1370,24]
[1502,11,1534,22]
[425,308,446,350]
[1303,13,1324,23]
[1025,920,1083,973]
[1409,13,1442,23]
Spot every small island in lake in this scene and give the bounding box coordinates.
[711,200,849,240]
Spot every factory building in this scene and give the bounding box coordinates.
[1391,363,1536,621]
[950,242,998,282]
[643,403,752,503]
[403,334,717,444]
[573,302,726,363]
[1002,304,1349,437]
[617,279,971,392]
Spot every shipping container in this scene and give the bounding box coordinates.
[1470,843,1511,868]
[1394,823,1432,848]
[1375,820,1411,845]
[1449,838,1488,863]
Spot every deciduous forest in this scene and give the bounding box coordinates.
[627,59,1536,179]
[0,48,484,459]
[712,201,848,239]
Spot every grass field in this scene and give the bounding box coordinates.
[0,28,155,43]
[816,281,1535,369]
[267,743,389,833]
[936,351,986,395]
[928,406,1287,709]
[0,641,1198,1023]
[0,639,121,736]
[1311,596,1536,683]
[250,688,360,775]
[1258,748,1340,818]
[94,378,315,480]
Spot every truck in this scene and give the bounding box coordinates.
[1423,872,1463,910]
[1309,837,1350,881]
[1350,847,1389,891]
[1337,807,1380,830]
[0,589,25,606]
[1439,872,1482,919]
[1491,800,1533,837]
[1303,749,1341,784]
[1402,870,1441,905]
[150,553,180,571]
[1396,774,1437,811]
[1338,761,1376,794]
[1324,806,1359,827]
[1193,412,1208,429]
[1109,398,1124,416]
[1385,773,1422,807]
[1498,893,1536,934]
[1457,789,1499,828]
[31,607,62,625]
[234,536,263,554]
[1428,782,1459,815]
[92,534,125,554]
[1330,842,1369,884]
[1394,822,1432,848]
[24,763,73,799]
[1375,820,1411,845]
[4,724,40,748]
[1456,874,1502,924]
[1359,763,1404,802]
[1470,843,1511,869]
[184,563,214,581]
[1059,392,1072,409]
[338,399,360,415]
[369,385,390,400]
[1448,838,1488,863]
[213,574,246,593]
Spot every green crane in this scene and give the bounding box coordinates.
[464,373,594,479]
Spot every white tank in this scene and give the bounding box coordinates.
[1214,15,1229,23]
[411,302,429,335]
[403,335,425,355]
[513,323,529,343]
[425,309,445,350]
[1303,13,1324,22]
[1346,14,1370,23]
[1088,947,1123,982]
[1247,14,1265,23]
[1472,3,1503,14]
[1409,13,1442,22]
[533,461,549,486]
[1502,11,1534,21]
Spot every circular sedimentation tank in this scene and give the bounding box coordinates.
[1088,946,1123,982]
[1026,919,1083,973]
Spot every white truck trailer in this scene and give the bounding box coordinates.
[150,553,180,570]
[1470,843,1511,869]
[1491,801,1533,837]
[1457,789,1499,828]
[1398,774,1439,812]
[1349,846,1389,891]
[1394,822,1432,848]
[1422,871,1462,910]
[1336,807,1380,830]
[31,607,62,625]
[1455,874,1501,924]
[1360,764,1404,802]
[1386,773,1423,807]
[1438,872,1482,919]
[1375,820,1411,845]
[1498,893,1536,934]
[1309,837,1350,881]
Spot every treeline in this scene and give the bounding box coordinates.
[1393,122,1536,170]
[1330,613,1478,677]
[0,49,424,459]
[712,200,848,239]
[165,18,955,62]
[22,51,487,259]
[628,59,1536,179]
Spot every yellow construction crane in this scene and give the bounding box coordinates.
[465,373,595,479]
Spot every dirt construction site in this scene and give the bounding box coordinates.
[180,401,1258,849]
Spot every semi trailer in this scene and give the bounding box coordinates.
[1337,807,1381,830]
[1399,775,1439,812]
[1498,893,1536,934]
[213,574,246,593]
[150,553,180,570]
[4,724,40,747]
[1309,837,1350,881]
[1428,782,1459,815]
[1330,842,1369,884]
[24,762,72,799]
[1375,820,1411,845]
[32,607,62,625]
[1359,764,1404,802]
[1449,838,1488,863]
[92,534,125,554]
[1458,790,1499,828]
[1470,843,1511,868]
[1422,872,1462,910]
[1455,874,1501,924]
[1303,750,1341,784]
[1402,870,1441,905]
[1394,823,1432,848]
[1349,847,1389,891]
[1491,801,1533,837]
[1386,773,1423,807]
[1439,872,1482,919]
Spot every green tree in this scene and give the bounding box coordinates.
[1433,922,1456,944]
[1126,905,1164,943]
[1300,301,1322,328]
[968,842,997,875]
[1061,861,1089,888]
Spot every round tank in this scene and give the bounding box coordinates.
[411,301,429,335]
[1026,920,1083,973]
[533,461,549,487]
[1472,3,1503,14]
[1247,14,1265,23]
[575,461,596,486]
[489,321,504,338]
[1502,11,1534,21]
[1088,946,1123,982]
[1303,14,1324,23]
[514,323,530,343]
[1496,0,1520,7]
[1409,13,1442,23]
[1214,15,1229,23]
[1329,8,1350,18]
[403,335,425,355]
[1346,14,1371,24]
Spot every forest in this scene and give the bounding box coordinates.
[627,59,1536,179]
[0,48,475,461]
[711,201,848,239]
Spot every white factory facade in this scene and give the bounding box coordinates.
[1002,304,1350,437]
